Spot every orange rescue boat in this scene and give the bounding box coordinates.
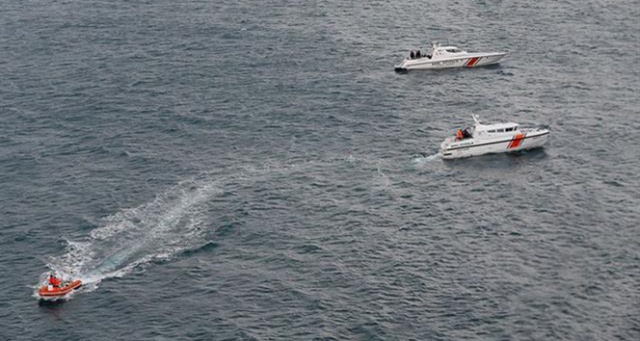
[38,280,82,298]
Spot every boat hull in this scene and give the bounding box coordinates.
[38,280,82,299]
[395,52,507,72]
[440,130,549,159]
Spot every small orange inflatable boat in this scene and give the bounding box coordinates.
[38,280,82,298]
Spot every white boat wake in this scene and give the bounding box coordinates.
[36,179,223,298]
[34,155,422,299]
[412,152,442,166]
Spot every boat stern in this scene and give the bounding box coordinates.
[439,137,456,158]
[394,59,409,73]
[394,66,408,73]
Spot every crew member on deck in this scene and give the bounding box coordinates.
[456,129,464,140]
[49,273,62,288]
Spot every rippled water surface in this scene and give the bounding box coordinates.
[1,0,639,340]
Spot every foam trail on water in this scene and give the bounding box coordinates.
[35,156,405,299]
[412,152,441,166]
[38,179,223,297]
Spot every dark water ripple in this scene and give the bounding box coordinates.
[1,0,639,340]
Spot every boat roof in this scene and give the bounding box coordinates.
[437,46,461,50]
[475,121,518,130]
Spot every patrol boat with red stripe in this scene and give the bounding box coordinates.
[440,114,549,159]
[395,43,507,72]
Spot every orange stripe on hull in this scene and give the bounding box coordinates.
[507,133,526,149]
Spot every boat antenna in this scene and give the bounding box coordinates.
[472,114,481,124]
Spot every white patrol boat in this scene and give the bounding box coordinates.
[395,43,508,72]
[440,114,549,159]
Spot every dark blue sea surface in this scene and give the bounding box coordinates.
[1,0,639,340]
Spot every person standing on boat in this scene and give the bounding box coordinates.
[410,51,415,59]
[456,129,464,140]
[49,273,62,288]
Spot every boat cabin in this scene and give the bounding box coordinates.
[407,44,468,60]
[472,122,519,138]
[431,45,467,59]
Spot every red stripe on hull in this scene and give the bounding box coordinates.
[466,57,480,67]
[507,133,526,149]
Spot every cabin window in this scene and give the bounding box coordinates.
[446,49,460,53]
[506,127,513,132]
[488,130,495,133]
[497,129,504,132]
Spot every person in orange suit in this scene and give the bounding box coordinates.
[49,273,63,288]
